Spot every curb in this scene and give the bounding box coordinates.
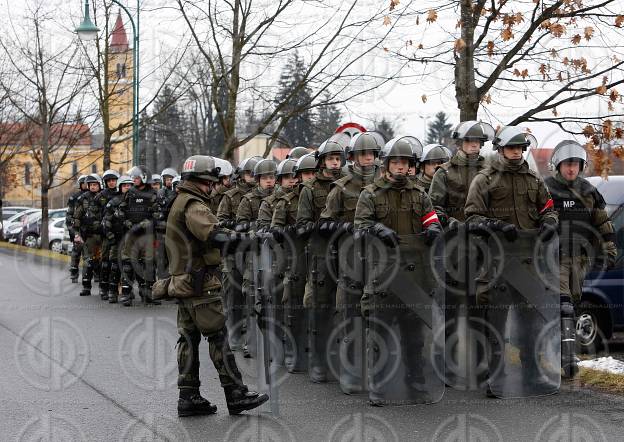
[0,241,70,263]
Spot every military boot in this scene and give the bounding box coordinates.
[141,285,161,306]
[177,390,217,417]
[224,386,269,415]
[120,282,134,306]
[69,266,79,283]
[99,283,108,301]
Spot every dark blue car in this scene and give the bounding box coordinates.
[577,176,624,352]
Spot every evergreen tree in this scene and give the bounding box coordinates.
[426,111,453,145]
[375,117,395,141]
[314,93,342,144]
[276,52,315,147]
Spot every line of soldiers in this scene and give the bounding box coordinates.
[65,167,181,304]
[161,121,616,411]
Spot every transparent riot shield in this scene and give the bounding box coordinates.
[245,239,261,359]
[282,233,309,373]
[486,230,561,398]
[254,237,284,415]
[307,232,340,383]
[437,224,490,391]
[365,233,445,405]
[224,248,246,351]
[329,233,367,394]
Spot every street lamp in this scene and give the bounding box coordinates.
[76,0,140,166]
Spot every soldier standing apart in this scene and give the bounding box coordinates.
[236,159,277,357]
[354,138,442,396]
[464,126,558,396]
[296,138,345,382]
[117,166,160,306]
[102,176,133,303]
[94,169,120,300]
[67,175,89,283]
[415,144,451,192]
[545,140,617,377]
[73,174,104,297]
[167,155,268,416]
[217,156,263,350]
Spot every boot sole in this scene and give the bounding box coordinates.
[227,395,269,415]
[178,408,217,417]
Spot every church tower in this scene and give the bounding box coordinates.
[107,13,133,173]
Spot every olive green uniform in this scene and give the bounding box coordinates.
[256,187,286,231]
[73,191,103,294]
[545,173,617,302]
[210,185,229,215]
[166,180,245,392]
[415,172,432,193]
[429,150,486,224]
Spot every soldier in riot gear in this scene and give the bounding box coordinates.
[210,159,234,214]
[465,126,559,397]
[93,169,121,300]
[167,155,269,416]
[236,159,277,357]
[416,144,451,192]
[217,156,263,350]
[354,139,443,404]
[430,121,495,226]
[161,168,177,191]
[172,176,181,192]
[319,131,385,391]
[67,175,89,282]
[296,137,346,382]
[286,146,311,160]
[257,159,298,231]
[102,175,133,303]
[117,165,160,306]
[151,174,162,191]
[271,153,317,372]
[73,174,104,297]
[545,140,617,378]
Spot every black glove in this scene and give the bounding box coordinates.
[499,222,518,242]
[447,217,460,232]
[210,230,233,245]
[370,223,399,247]
[235,222,250,233]
[424,223,441,246]
[271,227,285,243]
[317,220,335,237]
[539,219,558,242]
[339,222,354,235]
[296,221,315,238]
[218,220,236,229]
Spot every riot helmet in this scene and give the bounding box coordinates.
[172,175,181,190]
[493,126,538,151]
[550,140,587,171]
[214,158,234,178]
[152,174,162,184]
[253,159,277,178]
[452,120,495,144]
[348,132,384,159]
[276,158,297,177]
[421,144,452,163]
[102,169,120,182]
[128,165,153,184]
[286,146,311,160]
[160,168,177,179]
[181,155,220,182]
[117,175,133,192]
[293,153,318,174]
[381,136,423,166]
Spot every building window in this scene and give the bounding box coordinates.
[72,161,78,177]
[24,163,31,185]
[91,164,97,173]
[116,63,127,79]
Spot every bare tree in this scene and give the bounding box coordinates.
[0,1,94,248]
[387,0,624,167]
[176,0,412,159]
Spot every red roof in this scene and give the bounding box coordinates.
[110,13,129,53]
[0,123,92,147]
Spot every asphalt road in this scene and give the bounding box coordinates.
[2,247,624,442]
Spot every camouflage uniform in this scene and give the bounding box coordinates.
[73,190,103,296]
[256,187,285,231]
[414,171,432,193]
[94,187,119,298]
[155,186,177,279]
[66,188,88,281]
[429,150,486,224]
[102,194,125,303]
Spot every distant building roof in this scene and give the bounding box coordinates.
[110,13,129,53]
[526,148,553,177]
[0,123,92,147]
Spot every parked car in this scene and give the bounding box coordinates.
[577,176,624,352]
[5,209,68,248]
[2,206,32,222]
[3,209,39,239]
[36,218,66,253]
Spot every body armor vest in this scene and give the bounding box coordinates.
[125,186,155,224]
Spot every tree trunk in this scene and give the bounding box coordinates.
[40,124,50,250]
[454,0,480,121]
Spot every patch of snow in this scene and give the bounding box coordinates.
[578,357,624,375]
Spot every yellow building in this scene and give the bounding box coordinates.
[1,13,134,208]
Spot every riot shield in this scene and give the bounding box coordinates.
[306,232,340,383]
[223,250,246,350]
[282,234,309,373]
[365,233,445,405]
[485,230,561,398]
[329,233,367,394]
[254,237,283,415]
[438,224,490,391]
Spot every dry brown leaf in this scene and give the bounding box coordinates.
[550,49,559,59]
[552,107,558,117]
[615,15,624,28]
[557,71,564,82]
[584,26,594,40]
[521,68,529,79]
[539,63,548,79]
[603,120,613,140]
[454,38,467,52]
[602,75,609,85]
[596,85,608,95]
[426,9,438,23]
[571,34,581,45]
[487,41,495,57]
[610,89,619,102]
[416,15,420,26]
[615,128,624,139]
[418,43,424,49]
[383,15,391,26]
[582,125,595,138]
[513,68,522,77]
[421,94,428,103]
[549,23,566,37]
[389,0,400,11]
[608,101,615,112]
[501,27,514,41]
